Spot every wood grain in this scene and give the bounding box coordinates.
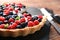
[0,0,60,40]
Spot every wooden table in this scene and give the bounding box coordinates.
[0,0,60,40]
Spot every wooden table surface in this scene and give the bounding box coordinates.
[0,0,60,40]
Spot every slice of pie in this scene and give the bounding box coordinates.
[0,3,47,37]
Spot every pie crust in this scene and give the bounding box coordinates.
[0,16,47,37]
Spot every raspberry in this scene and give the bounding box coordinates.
[28,21,35,27]
[4,10,9,15]
[34,20,39,25]
[0,16,5,21]
[8,7,13,11]
[27,16,32,21]
[9,18,14,22]
[8,25,15,29]
[15,20,20,24]
[5,4,9,7]
[15,10,18,14]
[0,24,5,29]
[38,15,43,19]
[8,23,17,29]
[20,18,25,23]
[12,23,17,27]
[23,13,27,17]
[5,7,9,10]
[17,3,22,8]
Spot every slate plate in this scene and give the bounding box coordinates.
[0,7,51,40]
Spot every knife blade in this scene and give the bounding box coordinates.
[40,8,60,34]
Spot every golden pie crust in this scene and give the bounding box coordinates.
[0,16,47,37]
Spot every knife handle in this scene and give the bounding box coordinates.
[53,15,60,24]
[49,21,60,34]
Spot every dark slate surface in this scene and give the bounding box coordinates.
[0,7,51,40]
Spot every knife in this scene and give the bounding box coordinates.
[40,8,60,34]
[45,8,60,24]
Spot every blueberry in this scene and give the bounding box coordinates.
[0,12,3,16]
[20,22,28,28]
[5,16,9,20]
[9,12,13,15]
[32,16,38,21]
[0,9,3,12]
[12,15,17,18]
[16,25,22,29]
[8,15,12,18]
[0,21,3,25]
[5,15,12,20]
[20,16,24,18]
[38,18,42,22]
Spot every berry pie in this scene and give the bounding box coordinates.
[0,3,47,37]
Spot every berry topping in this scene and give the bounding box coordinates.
[4,24,9,28]
[27,16,32,21]
[32,16,38,21]
[38,18,42,22]
[17,3,22,8]
[15,10,18,14]
[20,18,25,23]
[4,20,8,24]
[0,21,3,25]
[0,24,5,28]
[9,18,14,22]
[0,12,3,16]
[23,13,27,17]
[5,3,9,7]
[4,10,9,15]
[28,21,35,27]
[0,16,5,21]
[34,20,39,25]
[16,25,22,28]
[8,7,13,11]
[12,23,17,27]
[20,16,24,18]
[27,13,31,16]
[38,15,43,19]
[8,23,17,29]
[9,11,13,15]
[0,3,43,29]
[22,11,28,14]
[15,16,20,20]
[20,22,28,28]
[8,25,14,29]
[15,20,20,24]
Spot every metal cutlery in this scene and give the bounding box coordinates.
[40,8,60,34]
